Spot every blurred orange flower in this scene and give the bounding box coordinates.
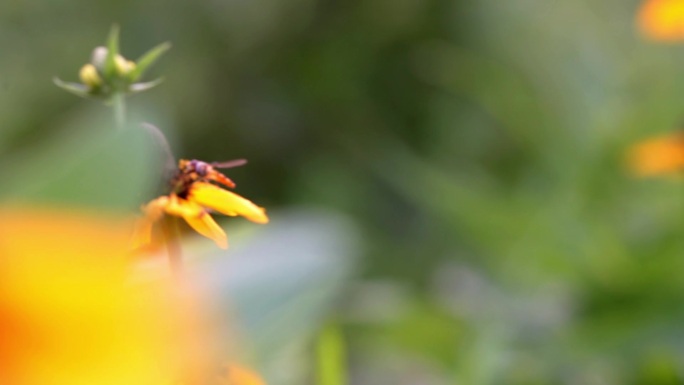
[214,364,267,385]
[627,132,684,176]
[0,206,213,385]
[638,0,684,41]
[133,159,269,250]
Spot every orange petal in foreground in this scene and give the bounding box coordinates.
[218,364,267,385]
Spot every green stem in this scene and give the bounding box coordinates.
[161,216,184,280]
[112,92,126,130]
[316,323,347,385]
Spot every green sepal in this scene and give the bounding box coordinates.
[129,42,171,82]
[129,78,164,93]
[104,24,120,78]
[53,77,92,98]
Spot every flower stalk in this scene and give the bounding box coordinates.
[112,92,127,130]
[161,216,184,279]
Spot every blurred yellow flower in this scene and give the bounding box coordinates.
[0,206,213,385]
[627,132,684,176]
[133,159,269,250]
[638,0,684,41]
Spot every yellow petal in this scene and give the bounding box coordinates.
[190,182,269,224]
[628,132,684,176]
[638,0,684,41]
[132,196,170,250]
[163,196,228,248]
[163,194,204,218]
[182,210,228,249]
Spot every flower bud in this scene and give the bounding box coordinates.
[79,64,102,88]
[91,46,109,71]
[55,26,169,99]
[114,55,136,76]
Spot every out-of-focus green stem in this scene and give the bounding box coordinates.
[112,92,126,130]
[316,323,347,385]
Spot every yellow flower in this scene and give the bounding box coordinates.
[627,132,684,176]
[0,206,212,385]
[637,0,684,41]
[133,159,268,250]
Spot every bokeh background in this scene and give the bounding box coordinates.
[2,0,684,384]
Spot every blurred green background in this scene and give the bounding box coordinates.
[4,0,684,384]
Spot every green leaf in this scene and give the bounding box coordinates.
[129,78,164,93]
[129,42,171,82]
[53,77,91,98]
[0,114,162,209]
[104,24,120,78]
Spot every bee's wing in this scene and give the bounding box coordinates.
[210,159,248,169]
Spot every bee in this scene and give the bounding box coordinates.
[172,158,247,197]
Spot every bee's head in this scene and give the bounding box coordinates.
[189,159,209,176]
